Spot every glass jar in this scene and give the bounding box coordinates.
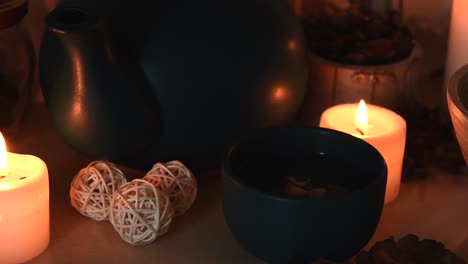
[0,0,34,140]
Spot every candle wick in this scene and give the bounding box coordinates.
[356,127,365,136]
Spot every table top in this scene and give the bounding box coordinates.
[11,103,468,264]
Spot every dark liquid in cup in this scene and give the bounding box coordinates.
[239,154,369,199]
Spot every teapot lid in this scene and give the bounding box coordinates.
[0,0,27,28]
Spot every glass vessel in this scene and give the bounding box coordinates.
[0,0,34,140]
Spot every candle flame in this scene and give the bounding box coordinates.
[0,132,8,176]
[355,100,368,135]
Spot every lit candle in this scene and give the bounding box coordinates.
[0,132,50,263]
[319,100,406,204]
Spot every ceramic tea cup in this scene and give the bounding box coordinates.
[447,64,468,166]
[222,126,387,264]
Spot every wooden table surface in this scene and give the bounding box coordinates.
[10,103,467,264]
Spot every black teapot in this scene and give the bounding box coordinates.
[39,0,308,169]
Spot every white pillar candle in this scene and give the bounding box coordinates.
[445,0,468,85]
[0,133,50,264]
[319,100,406,204]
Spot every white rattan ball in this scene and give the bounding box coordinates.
[70,161,127,221]
[143,160,197,216]
[109,179,174,246]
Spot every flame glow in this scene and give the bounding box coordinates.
[288,39,296,51]
[0,132,8,176]
[355,99,369,135]
[273,86,286,101]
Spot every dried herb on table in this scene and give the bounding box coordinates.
[355,234,465,264]
[311,234,465,263]
[401,104,467,180]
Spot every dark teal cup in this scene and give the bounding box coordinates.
[222,126,387,263]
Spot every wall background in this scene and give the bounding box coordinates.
[26,0,454,107]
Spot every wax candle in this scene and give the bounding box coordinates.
[445,0,468,86]
[0,133,50,264]
[319,100,406,204]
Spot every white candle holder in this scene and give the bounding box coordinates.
[447,64,468,167]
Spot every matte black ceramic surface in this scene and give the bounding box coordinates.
[222,127,387,263]
[141,0,308,166]
[39,7,161,162]
[39,0,308,169]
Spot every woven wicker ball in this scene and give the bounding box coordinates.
[143,160,197,216]
[70,161,127,221]
[109,179,174,246]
